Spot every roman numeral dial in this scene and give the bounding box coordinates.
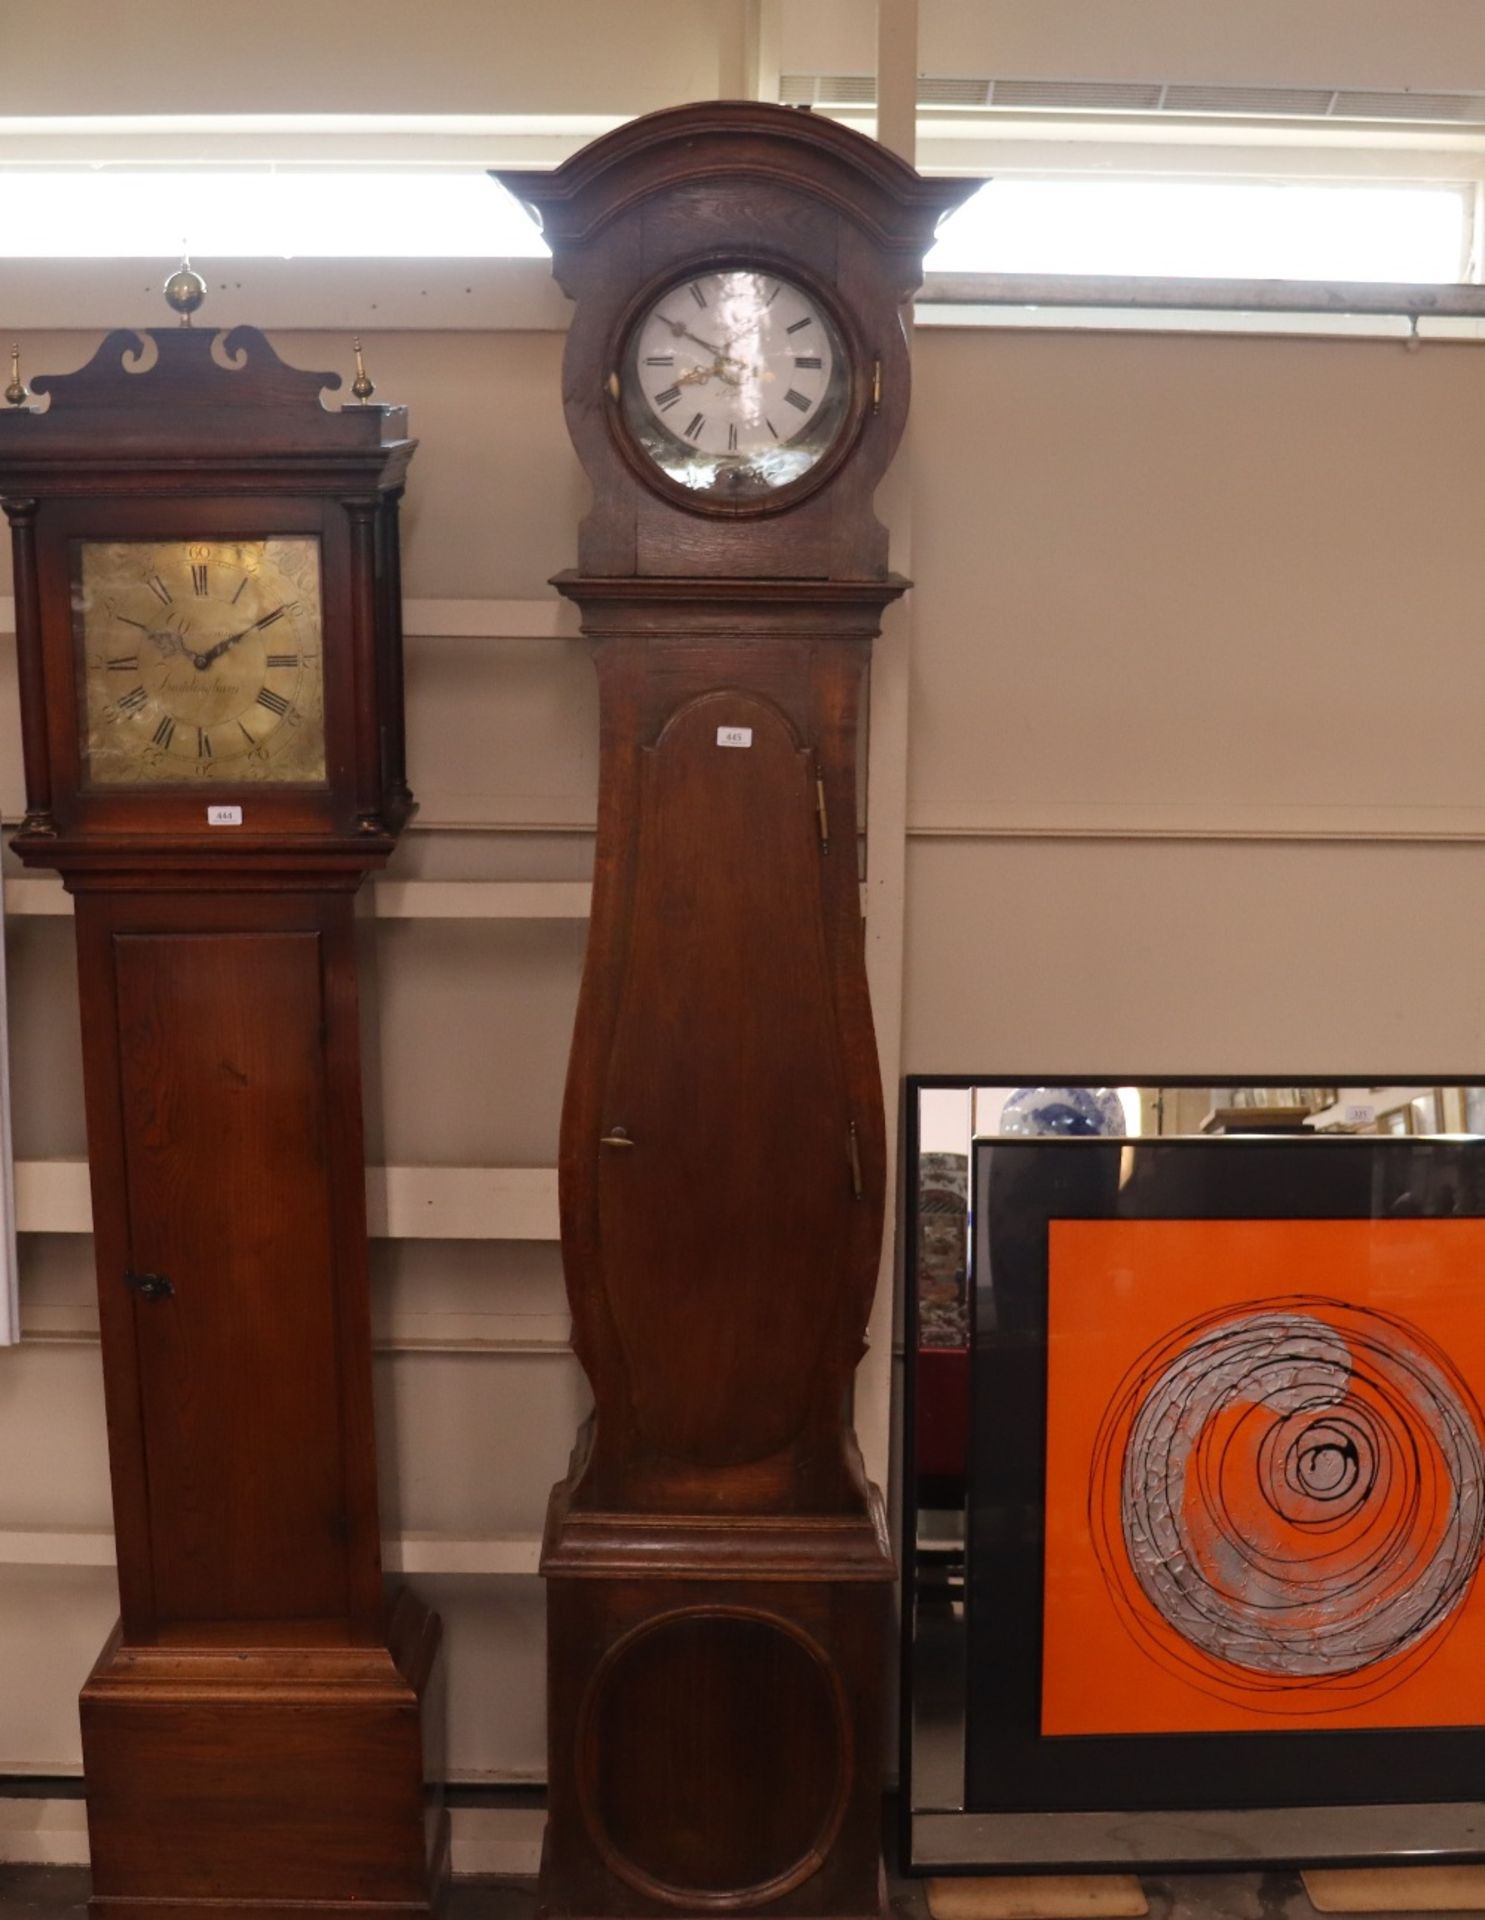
[622,266,849,501]
[77,536,327,788]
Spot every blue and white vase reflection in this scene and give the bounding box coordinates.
[999,1086,1126,1138]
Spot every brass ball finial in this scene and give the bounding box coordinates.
[4,342,27,408]
[350,336,375,405]
[163,254,207,326]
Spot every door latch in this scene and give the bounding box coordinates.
[124,1270,174,1301]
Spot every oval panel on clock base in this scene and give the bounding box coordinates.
[580,1607,848,1905]
[498,105,972,1920]
[0,319,443,1919]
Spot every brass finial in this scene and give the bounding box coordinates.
[4,342,27,408]
[163,253,207,326]
[350,337,375,405]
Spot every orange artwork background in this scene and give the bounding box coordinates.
[1042,1218,1485,1736]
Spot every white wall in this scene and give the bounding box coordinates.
[0,1,731,118]
[782,0,1485,91]
[903,325,1485,1078]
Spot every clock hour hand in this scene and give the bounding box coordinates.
[676,360,728,386]
[676,359,745,391]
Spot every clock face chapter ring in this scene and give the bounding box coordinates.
[613,262,862,512]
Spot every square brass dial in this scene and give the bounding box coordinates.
[75,536,326,786]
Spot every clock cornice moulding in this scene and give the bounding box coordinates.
[1,326,413,474]
[497,99,975,291]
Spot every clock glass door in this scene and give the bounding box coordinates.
[619,268,852,502]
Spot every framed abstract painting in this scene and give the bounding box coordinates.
[904,1122,1485,1872]
[1042,1217,1485,1744]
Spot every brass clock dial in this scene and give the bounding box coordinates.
[75,536,326,785]
[619,268,852,503]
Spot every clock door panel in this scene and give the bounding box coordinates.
[112,930,348,1626]
[596,692,854,1472]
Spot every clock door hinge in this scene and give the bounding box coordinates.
[871,356,883,414]
[814,760,830,855]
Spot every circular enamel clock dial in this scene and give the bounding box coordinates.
[620,268,851,502]
[76,536,326,786]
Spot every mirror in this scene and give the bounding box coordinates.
[901,1078,1485,1873]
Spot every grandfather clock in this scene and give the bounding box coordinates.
[0,303,444,1918]
[499,105,970,1920]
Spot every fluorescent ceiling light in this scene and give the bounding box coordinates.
[927,178,1469,281]
[0,114,616,136]
[0,170,549,258]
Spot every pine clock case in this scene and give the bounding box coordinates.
[0,327,443,1920]
[499,103,972,1920]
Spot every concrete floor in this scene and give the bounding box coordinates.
[0,1866,1430,1920]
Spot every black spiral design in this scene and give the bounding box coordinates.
[1089,1296,1485,1707]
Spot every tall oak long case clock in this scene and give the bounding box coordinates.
[499,104,970,1920]
[0,318,445,1920]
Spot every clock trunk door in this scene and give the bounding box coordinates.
[110,926,351,1627]
[595,692,858,1475]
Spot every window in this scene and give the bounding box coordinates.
[0,169,548,258]
[926,176,1472,283]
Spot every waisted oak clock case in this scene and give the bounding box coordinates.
[0,324,439,1920]
[499,104,971,1920]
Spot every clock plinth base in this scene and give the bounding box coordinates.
[536,1840,887,1920]
[539,1485,893,1920]
[81,1588,447,1920]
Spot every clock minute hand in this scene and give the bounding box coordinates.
[193,605,285,670]
[658,313,737,362]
